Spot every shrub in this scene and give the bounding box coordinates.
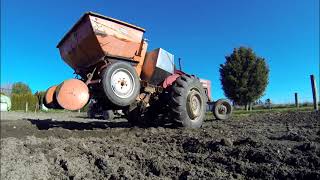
[11,93,38,111]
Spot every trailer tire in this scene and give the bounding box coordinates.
[87,100,96,119]
[101,62,140,107]
[87,108,96,119]
[102,110,115,121]
[213,99,233,120]
[169,74,206,128]
[127,105,161,127]
[127,107,142,126]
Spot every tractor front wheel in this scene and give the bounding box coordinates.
[169,74,206,128]
[213,99,233,120]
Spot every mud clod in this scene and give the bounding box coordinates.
[182,138,206,153]
[233,137,259,147]
[59,159,68,171]
[220,138,233,146]
[295,142,318,151]
[269,132,307,142]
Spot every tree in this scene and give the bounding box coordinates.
[219,47,269,110]
[35,91,46,106]
[12,82,32,95]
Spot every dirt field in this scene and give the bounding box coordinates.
[1,111,319,179]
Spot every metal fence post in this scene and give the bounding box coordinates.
[310,75,319,111]
[295,93,299,108]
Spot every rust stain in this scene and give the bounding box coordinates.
[134,40,148,76]
[141,50,158,81]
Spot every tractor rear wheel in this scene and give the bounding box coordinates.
[101,62,140,107]
[169,74,206,128]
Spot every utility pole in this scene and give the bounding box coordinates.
[310,75,318,111]
[295,93,299,108]
[178,58,182,71]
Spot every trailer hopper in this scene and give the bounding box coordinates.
[57,12,147,77]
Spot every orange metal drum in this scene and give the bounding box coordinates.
[44,85,58,108]
[55,79,89,110]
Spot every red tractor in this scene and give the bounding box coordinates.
[44,12,233,128]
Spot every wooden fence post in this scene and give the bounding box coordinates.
[295,93,299,108]
[25,102,28,112]
[35,103,39,113]
[310,75,319,111]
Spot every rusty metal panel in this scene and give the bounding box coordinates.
[133,40,148,76]
[141,48,175,85]
[58,15,104,70]
[90,14,144,60]
[57,12,146,75]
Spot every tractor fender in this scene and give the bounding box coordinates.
[162,70,185,89]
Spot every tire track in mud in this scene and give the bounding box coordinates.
[1,111,319,179]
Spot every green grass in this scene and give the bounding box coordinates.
[205,105,315,119]
[9,109,78,113]
[11,103,316,119]
[232,106,314,118]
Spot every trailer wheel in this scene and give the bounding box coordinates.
[213,99,233,120]
[101,62,140,107]
[102,110,115,121]
[127,107,141,126]
[87,100,96,119]
[127,105,160,127]
[87,108,96,119]
[169,75,206,128]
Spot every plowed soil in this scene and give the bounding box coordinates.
[1,111,319,180]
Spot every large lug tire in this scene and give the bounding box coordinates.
[169,74,206,128]
[101,62,140,107]
[213,99,233,120]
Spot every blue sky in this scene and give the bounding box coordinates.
[1,0,319,104]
